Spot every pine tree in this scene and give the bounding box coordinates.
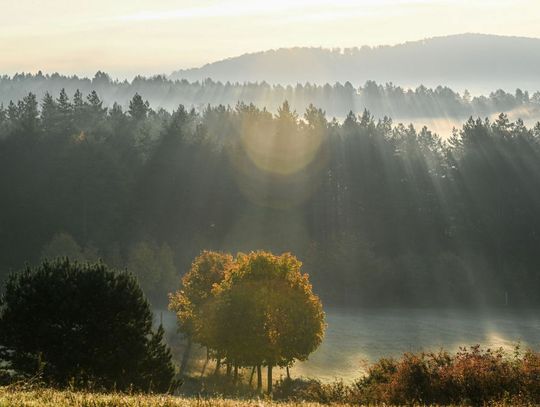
[0,259,175,391]
[129,93,150,121]
[142,323,176,393]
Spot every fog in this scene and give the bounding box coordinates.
[3,71,540,130]
[158,308,540,382]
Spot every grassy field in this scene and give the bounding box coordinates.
[0,387,529,407]
[0,387,341,407]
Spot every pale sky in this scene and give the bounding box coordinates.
[1,0,539,79]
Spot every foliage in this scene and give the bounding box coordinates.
[169,251,233,341]
[207,251,325,393]
[276,345,540,406]
[169,251,324,394]
[40,232,99,263]
[0,259,175,392]
[3,91,540,308]
[214,251,324,367]
[127,241,178,307]
[2,71,540,119]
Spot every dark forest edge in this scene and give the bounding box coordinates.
[2,90,540,308]
[2,71,540,119]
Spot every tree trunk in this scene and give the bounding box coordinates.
[233,364,239,384]
[200,349,209,377]
[226,362,232,377]
[286,366,290,380]
[249,366,255,386]
[179,336,192,376]
[214,357,221,375]
[267,365,273,395]
[256,365,262,392]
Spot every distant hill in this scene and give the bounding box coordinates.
[170,34,540,93]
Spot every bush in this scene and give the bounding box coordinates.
[355,345,537,406]
[275,346,540,405]
[0,258,175,392]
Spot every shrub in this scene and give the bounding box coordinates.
[275,346,540,405]
[0,258,175,392]
[356,345,535,406]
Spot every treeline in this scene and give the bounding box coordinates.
[2,72,540,119]
[2,90,540,307]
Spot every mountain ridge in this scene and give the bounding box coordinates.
[170,33,540,93]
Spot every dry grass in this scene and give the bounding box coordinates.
[0,387,344,407]
[0,387,533,406]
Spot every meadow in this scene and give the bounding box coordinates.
[0,387,532,407]
[0,387,335,407]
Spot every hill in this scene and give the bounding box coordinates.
[170,33,540,93]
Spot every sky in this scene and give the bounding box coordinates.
[1,0,539,79]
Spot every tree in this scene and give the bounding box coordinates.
[0,259,175,392]
[212,251,325,394]
[168,251,233,375]
[41,92,59,135]
[40,232,99,263]
[129,93,150,121]
[127,241,178,307]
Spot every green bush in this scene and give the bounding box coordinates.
[0,258,175,392]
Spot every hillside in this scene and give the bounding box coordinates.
[170,33,540,93]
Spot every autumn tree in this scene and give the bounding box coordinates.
[211,251,325,394]
[168,250,233,375]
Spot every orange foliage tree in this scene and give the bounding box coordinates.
[169,250,325,394]
[168,250,233,374]
[210,251,325,393]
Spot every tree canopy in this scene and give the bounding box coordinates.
[0,258,175,392]
[1,91,540,308]
[170,250,324,394]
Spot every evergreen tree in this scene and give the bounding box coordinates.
[0,259,175,391]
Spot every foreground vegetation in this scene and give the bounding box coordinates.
[0,384,535,407]
[172,346,540,406]
[0,253,323,395]
[2,338,540,405]
[0,387,335,407]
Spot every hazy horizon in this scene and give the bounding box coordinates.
[3,0,540,79]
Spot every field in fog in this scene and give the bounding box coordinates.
[293,308,540,381]
[163,308,540,383]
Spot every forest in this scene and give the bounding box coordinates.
[1,89,540,308]
[2,72,540,120]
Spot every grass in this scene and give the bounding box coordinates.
[0,387,341,407]
[0,387,533,407]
